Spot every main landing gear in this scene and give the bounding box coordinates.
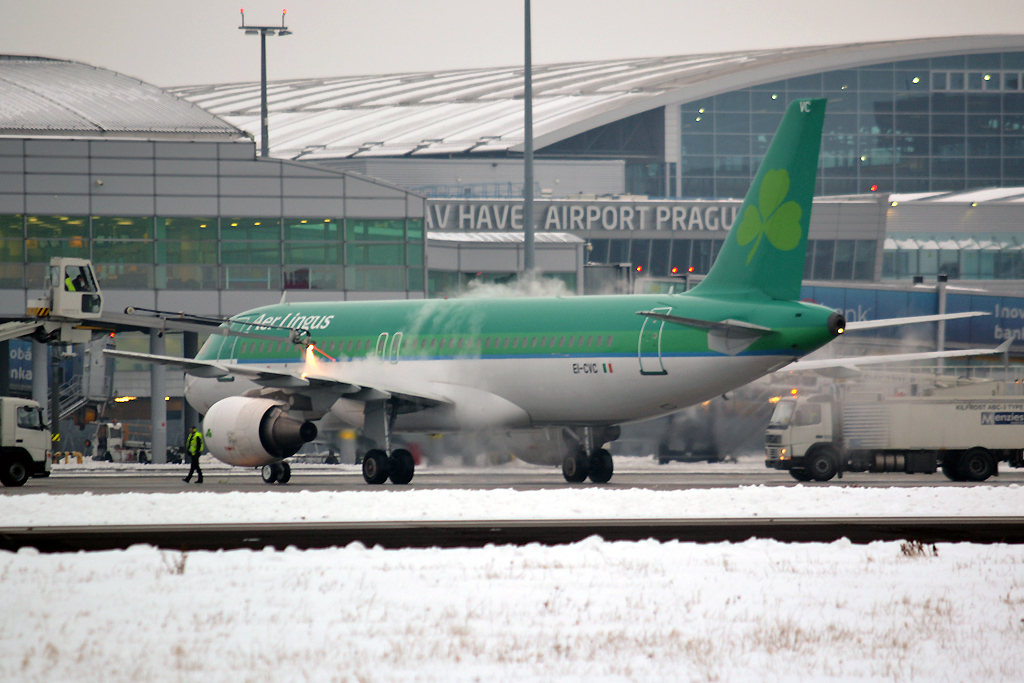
[561,427,615,484]
[562,447,614,484]
[261,461,292,484]
[360,399,415,485]
[362,448,415,485]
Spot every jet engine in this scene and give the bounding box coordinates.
[203,396,317,467]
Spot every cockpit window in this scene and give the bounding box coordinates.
[769,400,796,427]
[17,406,44,430]
[793,404,822,426]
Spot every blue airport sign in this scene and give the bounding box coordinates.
[800,285,1024,350]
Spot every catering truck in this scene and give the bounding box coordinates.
[765,381,1024,482]
[0,397,51,486]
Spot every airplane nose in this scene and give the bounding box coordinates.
[828,312,846,336]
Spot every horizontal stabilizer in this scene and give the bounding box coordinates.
[843,311,988,332]
[635,311,771,334]
[636,310,772,357]
[785,339,1012,374]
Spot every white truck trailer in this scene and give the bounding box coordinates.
[765,381,1024,482]
[0,397,51,486]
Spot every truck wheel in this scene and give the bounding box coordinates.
[959,448,996,482]
[807,448,839,482]
[941,454,964,481]
[0,456,30,487]
[789,468,813,482]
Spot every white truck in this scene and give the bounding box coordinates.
[0,398,51,486]
[765,381,1024,482]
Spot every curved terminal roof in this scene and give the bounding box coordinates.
[0,56,243,140]
[169,35,1024,161]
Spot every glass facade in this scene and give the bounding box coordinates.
[681,52,1024,198]
[883,233,1024,280]
[0,215,425,292]
[587,237,876,281]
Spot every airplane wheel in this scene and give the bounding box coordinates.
[277,461,292,484]
[261,464,279,484]
[389,449,415,485]
[562,449,589,483]
[588,449,614,484]
[362,449,390,485]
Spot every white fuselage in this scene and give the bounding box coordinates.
[186,351,795,432]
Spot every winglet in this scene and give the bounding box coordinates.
[996,338,1012,353]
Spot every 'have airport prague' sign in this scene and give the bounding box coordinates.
[424,200,741,233]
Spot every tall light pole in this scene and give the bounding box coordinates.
[239,9,292,158]
[522,0,535,275]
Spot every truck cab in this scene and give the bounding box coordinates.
[0,397,51,486]
[765,394,838,481]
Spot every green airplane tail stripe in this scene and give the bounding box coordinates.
[690,98,826,301]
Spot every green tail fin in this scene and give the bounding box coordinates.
[690,98,826,301]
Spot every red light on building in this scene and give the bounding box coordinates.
[671,267,679,274]
[870,184,878,192]
[688,266,695,273]
[636,265,643,272]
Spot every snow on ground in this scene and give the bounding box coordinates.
[2,479,1024,527]
[5,460,1024,680]
[2,538,1023,682]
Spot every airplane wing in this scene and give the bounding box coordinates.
[98,311,308,344]
[102,349,449,410]
[785,339,1012,375]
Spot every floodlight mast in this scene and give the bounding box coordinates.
[239,9,292,158]
[522,0,535,275]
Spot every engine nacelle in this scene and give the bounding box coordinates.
[203,396,317,467]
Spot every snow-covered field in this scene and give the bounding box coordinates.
[5,472,1024,681]
[3,482,1024,527]
[3,537,1024,682]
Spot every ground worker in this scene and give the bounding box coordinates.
[183,426,204,484]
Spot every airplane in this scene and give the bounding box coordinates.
[104,98,999,486]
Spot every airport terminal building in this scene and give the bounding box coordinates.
[170,35,1024,295]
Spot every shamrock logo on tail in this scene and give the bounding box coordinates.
[736,169,803,264]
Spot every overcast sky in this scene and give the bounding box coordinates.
[3,0,1023,87]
